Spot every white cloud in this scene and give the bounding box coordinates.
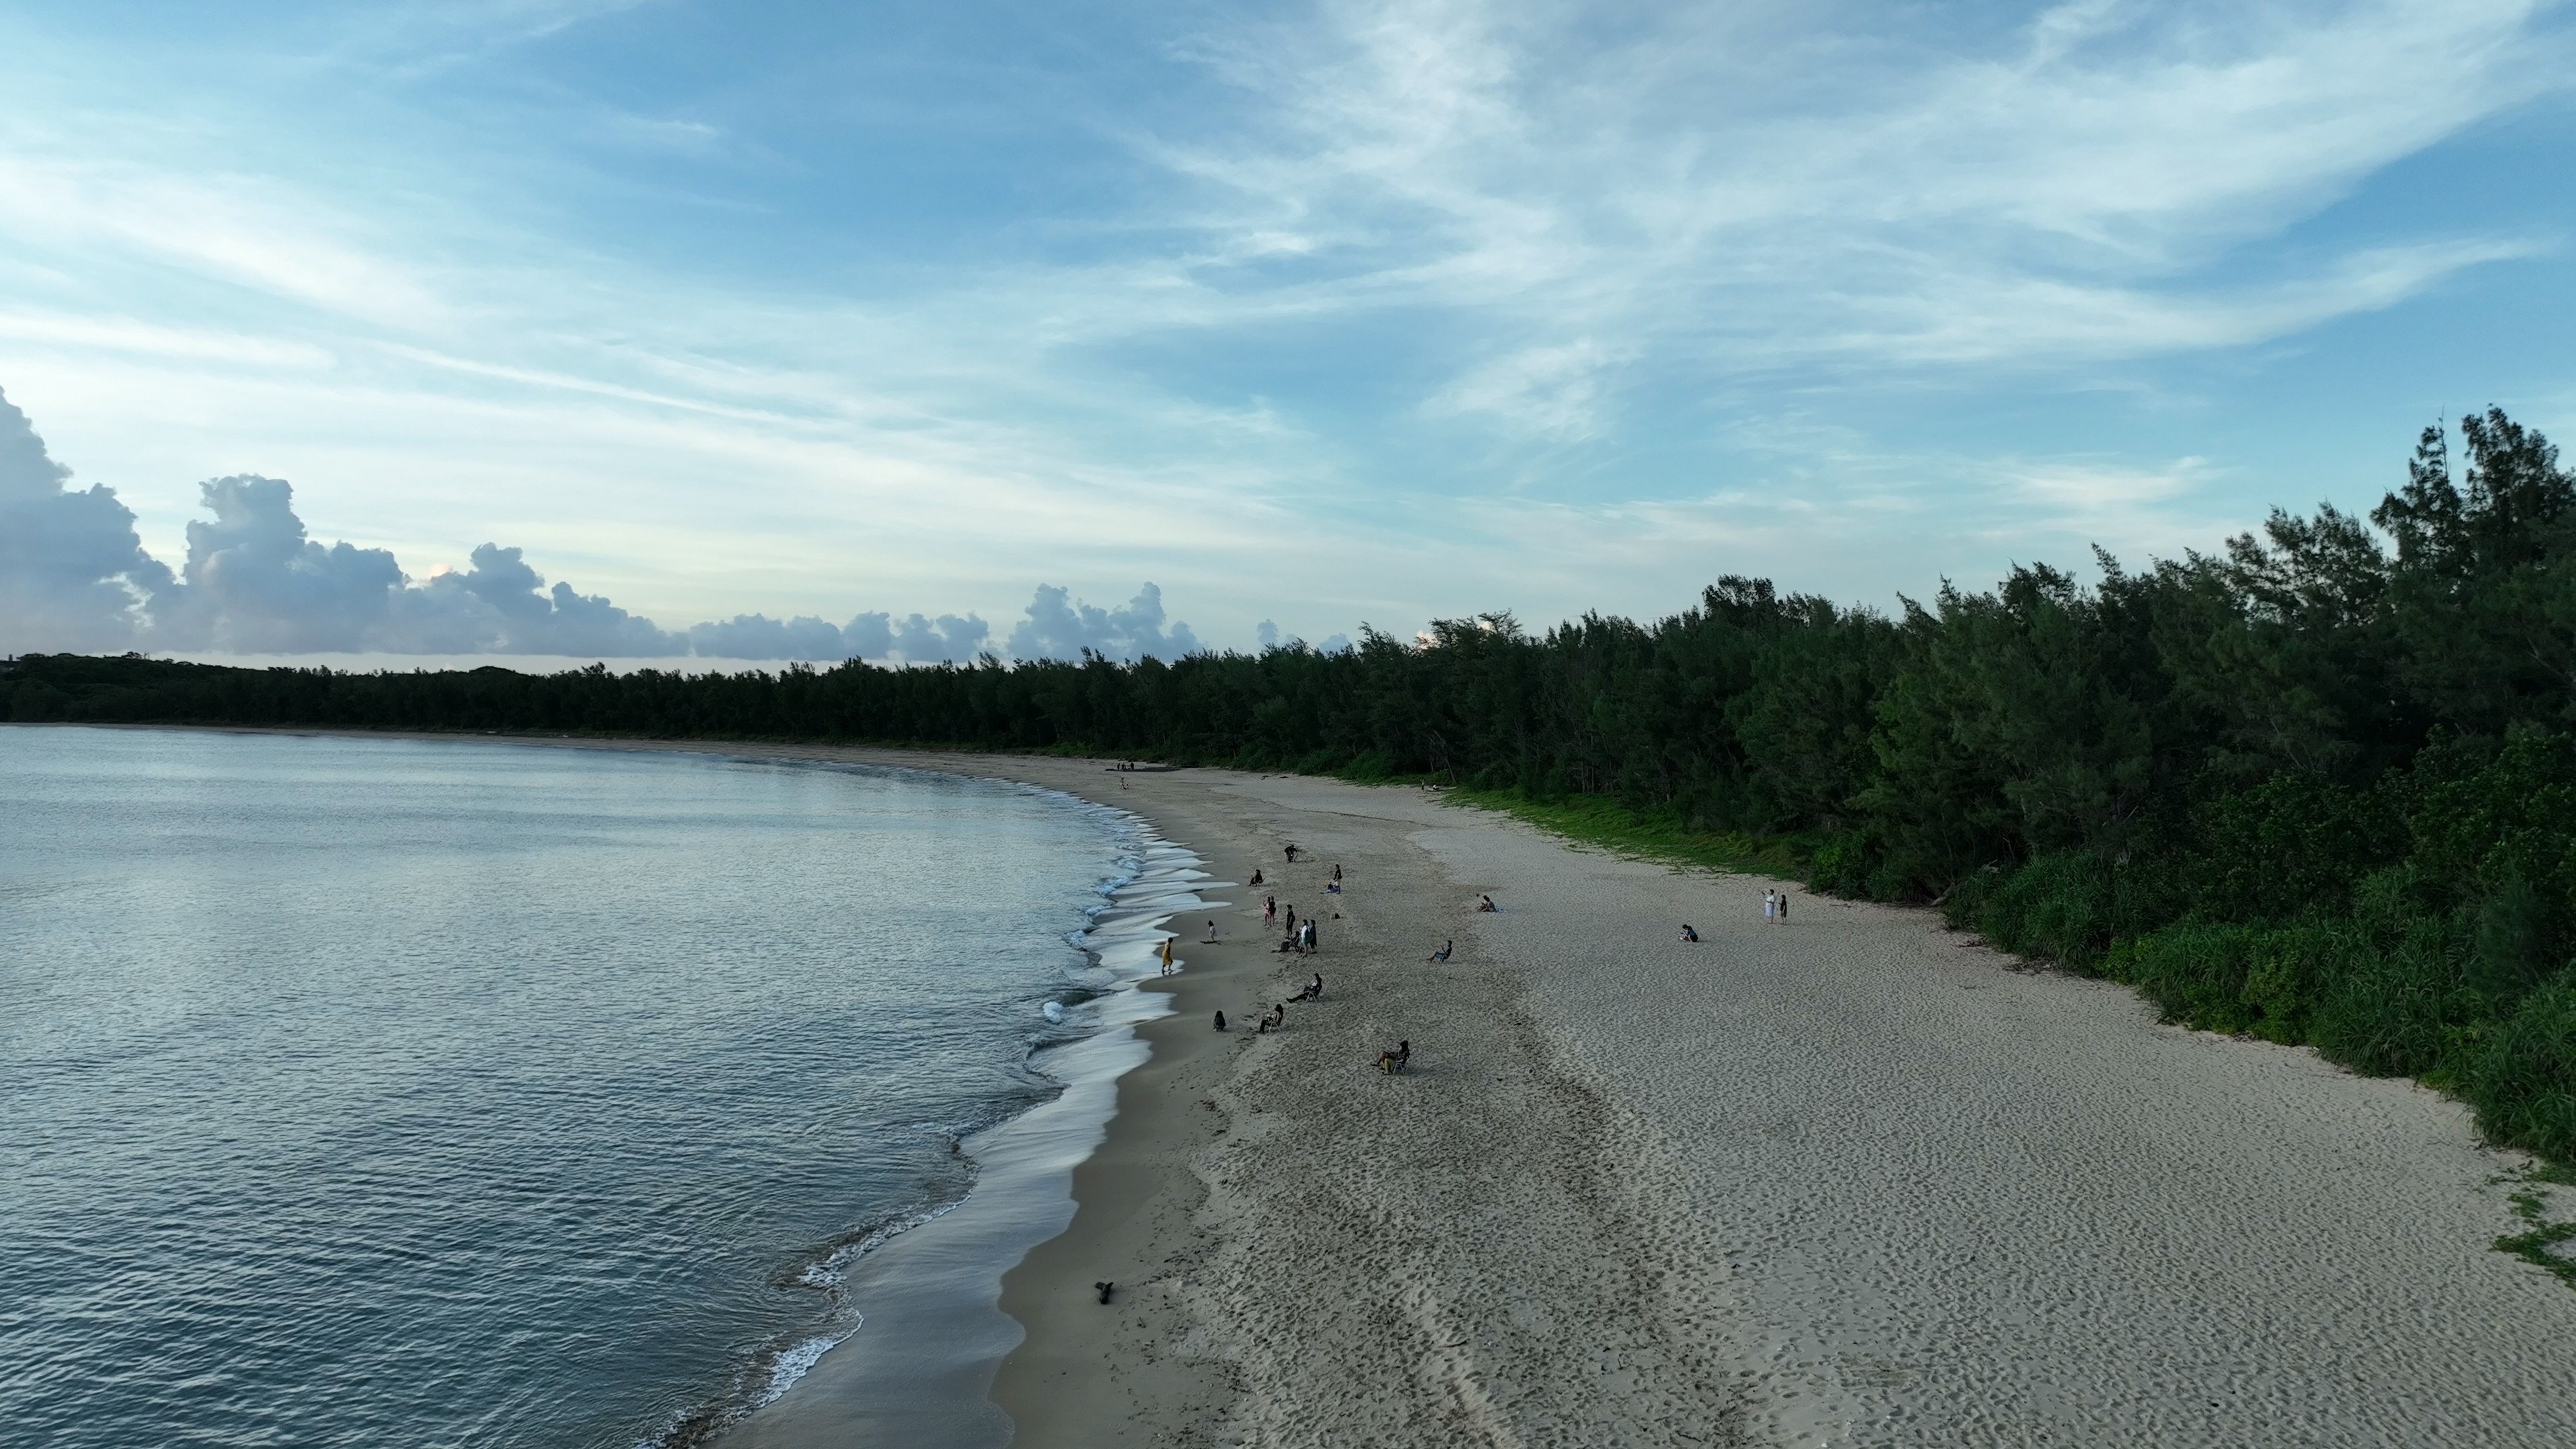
[0,0,2565,650]
[0,154,449,329]
[1426,338,1621,439]
[1146,0,2562,380]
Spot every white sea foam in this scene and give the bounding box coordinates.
[757,1330,851,1406]
[796,1201,960,1289]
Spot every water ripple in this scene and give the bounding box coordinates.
[0,727,1127,1449]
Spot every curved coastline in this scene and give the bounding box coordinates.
[700,778,1226,1449]
[44,725,2576,1447]
[20,724,1225,1449]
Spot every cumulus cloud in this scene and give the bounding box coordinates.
[883,611,994,663]
[1255,619,1279,649]
[136,480,686,655]
[683,608,991,661]
[398,543,684,655]
[150,475,407,651]
[0,386,173,651]
[0,388,1215,665]
[1006,582,1202,662]
[687,612,850,660]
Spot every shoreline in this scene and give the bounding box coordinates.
[18,723,1217,1446]
[25,724,2576,1446]
[710,816,1222,1449]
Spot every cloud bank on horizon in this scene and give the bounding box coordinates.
[0,386,1225,663]
[1,1,2573,648]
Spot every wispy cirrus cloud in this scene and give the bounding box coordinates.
[1137,0,2561,379]
[0,0,2569,651]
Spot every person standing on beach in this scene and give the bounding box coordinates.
[1159,937,1175,974]
[1265,896,1276,926]
[1778,892,1790,923]
[1763,890,1776,923]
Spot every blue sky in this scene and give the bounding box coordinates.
[3,0,2574,657]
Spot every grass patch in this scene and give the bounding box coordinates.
[2496,1177,2576,1287]
[1440,786,1812,879]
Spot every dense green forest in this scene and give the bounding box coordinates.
[9,409,2576,1175]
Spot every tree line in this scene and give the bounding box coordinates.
[8,409,2575,1165]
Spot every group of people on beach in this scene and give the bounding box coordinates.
[1671,890,1791,943]
[1261,895,1320,954]
[1206,846,1414,1073]
[1200,845,1815,1102]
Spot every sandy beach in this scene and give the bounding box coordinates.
[119,730,2576,1446]
[716,749,2576,1448]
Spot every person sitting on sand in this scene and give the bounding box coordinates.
[1477,894,1497,912]
[1325,879,1341,894]
[1428,939,1451,961]
[1681,924,1699,943]
[1376,1040,1410,1073]
[1275,933,1297,953]
[1249,869,1264,887]
[1308,971,1322,999]
[1285,843,1299,863]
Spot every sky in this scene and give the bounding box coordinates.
[3,0,2575,661]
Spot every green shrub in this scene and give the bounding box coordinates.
[1340,748,1400,780]
[1974,851,2112,966]
[2471,869,2561,1009]
[1807,831,1872,895]
[1939,862,2006,930]
[2469,975,2576,1162]
[2102,920,2350,1041]
[2116,922,2263,1034]
[2311,926,2465,1077]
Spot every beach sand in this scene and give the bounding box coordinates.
[804,755,2576,1448]
[125,731,2576,1445]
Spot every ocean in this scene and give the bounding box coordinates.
[0,726,1155,1448]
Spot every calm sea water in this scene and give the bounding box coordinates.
[0,727,1132,1449]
